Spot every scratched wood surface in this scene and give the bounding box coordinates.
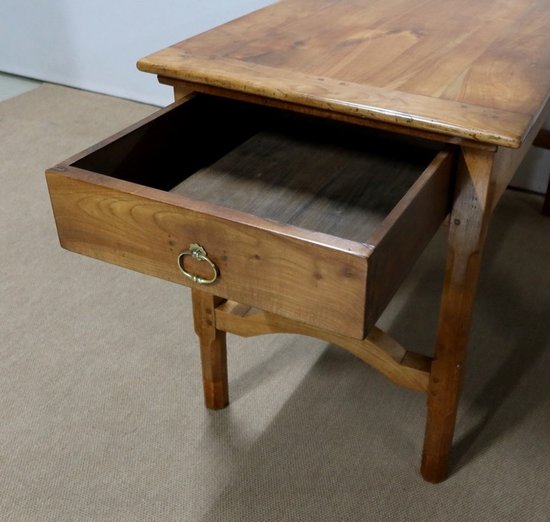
[138,0,550,148]
[172,126,433,243]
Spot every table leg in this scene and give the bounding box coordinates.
[421,148,495,482]
[192,289,229,409]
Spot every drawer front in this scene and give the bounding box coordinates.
[46,167,369,338]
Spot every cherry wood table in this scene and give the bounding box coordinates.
[47,0,550,483]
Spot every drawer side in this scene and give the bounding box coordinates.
[365,149,455,331]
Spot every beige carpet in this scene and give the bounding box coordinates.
[1,84,549,521]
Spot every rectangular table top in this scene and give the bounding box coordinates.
[138,0,550,148]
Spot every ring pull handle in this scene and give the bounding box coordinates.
[177,243,218,285]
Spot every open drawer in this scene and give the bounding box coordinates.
[46,94,454,339]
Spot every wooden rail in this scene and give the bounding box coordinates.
[215,300,431,393]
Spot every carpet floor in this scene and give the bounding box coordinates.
[1,84,549,521]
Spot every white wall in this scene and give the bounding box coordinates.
[0,0,548,192]
[0,0,273,107]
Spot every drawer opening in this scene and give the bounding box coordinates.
[72,94,442,243]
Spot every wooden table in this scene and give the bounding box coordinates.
[47,0,550,483]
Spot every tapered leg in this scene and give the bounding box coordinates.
[191,289,229,409]
[421,148,495,482]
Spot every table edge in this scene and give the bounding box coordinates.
[137,48,539,149]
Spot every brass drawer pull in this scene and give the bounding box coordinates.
[177,243,218,285]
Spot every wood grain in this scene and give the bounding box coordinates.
[139,49,528,148]
[138,0,550,147]
[172,124,434,242]
[159,77,498,151]
[366,149,454,331]
[192,290,228,409]
[46,167,370,339]
[421,147,496,483]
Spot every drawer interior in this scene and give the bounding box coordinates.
[72,95,440,243]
